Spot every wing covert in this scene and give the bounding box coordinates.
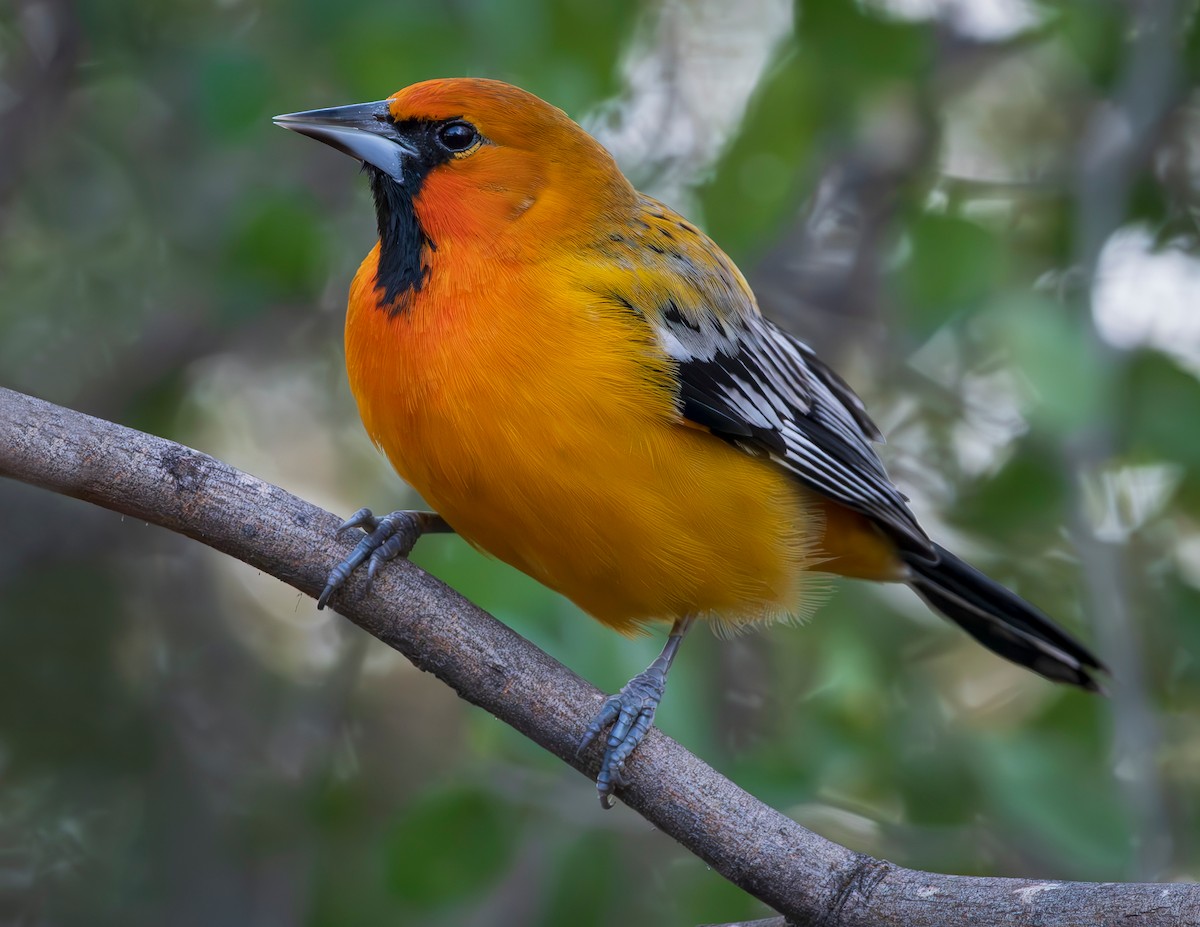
[673,312,932,557]
[592,193,933,558]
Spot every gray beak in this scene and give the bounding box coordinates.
[273,101,419,183]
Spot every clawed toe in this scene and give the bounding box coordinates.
[579,671,666,808]
[318,509,444,610]
[576,616,693,808]
[335,507,380,537]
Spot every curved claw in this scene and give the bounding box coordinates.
[335,507,379,538]
[578,695,621,754]
[318,509,443,610]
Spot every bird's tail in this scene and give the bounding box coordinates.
[903,544,1106,693]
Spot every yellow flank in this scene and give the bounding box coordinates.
[347,241,827,634]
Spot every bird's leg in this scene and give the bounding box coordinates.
[317,508,454,610]
[578,615,695,808]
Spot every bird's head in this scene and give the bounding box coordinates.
[275,78,634,251]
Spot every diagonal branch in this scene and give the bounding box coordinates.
[0,385,1195,927]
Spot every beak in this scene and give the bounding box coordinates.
[273,101,419,183]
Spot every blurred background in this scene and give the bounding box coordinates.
[2,0,1199,924]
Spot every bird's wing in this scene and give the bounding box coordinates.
[602,196,934,558]
[671,310,932,557]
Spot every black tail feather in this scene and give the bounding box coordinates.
[904,544,1106,693]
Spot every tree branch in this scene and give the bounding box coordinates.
[1,385,1195,927]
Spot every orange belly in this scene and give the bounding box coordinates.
[344,245,900,633]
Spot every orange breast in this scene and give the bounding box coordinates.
[343,244,833,634]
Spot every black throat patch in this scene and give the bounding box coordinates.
[363,117,463,313]
[368,166,434,311]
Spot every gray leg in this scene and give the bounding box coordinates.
[318,508,453,609]
[578,615,695,808]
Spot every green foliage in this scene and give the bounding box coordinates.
[385,786,520,907]
[995,295,1106,431]
[957,446,1069,540]
[0,566,151,776]
[795,0,931,119]
[195,48,274,139]
[2,1,1198,925]
[980,734,1130,877]
[223,192,330,301]
[1125,352,1200,469]
[901,214,1007,335]
[1055,1,1127,90]
[700,51,819,252]
[536,834,620,927]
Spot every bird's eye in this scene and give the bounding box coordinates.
[437,121,479,153]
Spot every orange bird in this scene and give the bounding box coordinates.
[275,79,1104,806]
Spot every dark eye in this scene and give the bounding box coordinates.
[437,120,479,152]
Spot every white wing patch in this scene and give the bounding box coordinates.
[665,310,933,558]
[595,192,932,557]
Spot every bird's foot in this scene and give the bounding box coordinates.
[317,508,448,609]
[578,666,668,809]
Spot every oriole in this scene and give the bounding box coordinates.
[275,78,1104,806]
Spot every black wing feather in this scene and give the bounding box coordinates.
[674,315,933,558]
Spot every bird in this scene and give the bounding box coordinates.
[274,78,1105,807]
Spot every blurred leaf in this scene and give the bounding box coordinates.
[993,295,1105,431]
[384,785,519,908]
[1055,1,1126,91]
[1125,175,1171,231]
[956,446,1069,541]
[1184,5,1200,83]
[898,747,977,826]
[411,535,570,632]
[795,0,929,117]
[537,833,619,927]
[701,51,816,253]
[194,48,272,139]
[662,852,766,927]
[900,214,1006,335]
[1030,685,1105,752]
[222,192,328,302]
[978,735,1130,877]
[1160,577,1200,695]
[331,4,463,96]
[543,0,639,105]
[0,566,150,776]
[1123,350,1200,469]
